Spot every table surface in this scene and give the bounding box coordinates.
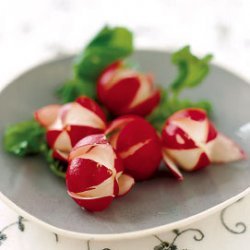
[0,0,250,249]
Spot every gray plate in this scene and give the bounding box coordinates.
[0,50,249,235]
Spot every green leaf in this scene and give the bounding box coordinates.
[171,46,213,92]
[74,26,133,81]
[147,90,171,131]
[57,78,96,103]
[49,162,66,178]
[41,146,66,178]
[148,46,213,131]
[87,26,133,51]
[3,120,45,157]
[4,119,67,177]
[57,25,133,103]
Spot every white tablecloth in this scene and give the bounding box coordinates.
[0,0,250,248]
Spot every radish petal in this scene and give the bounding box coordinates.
[68,193,114,212]
[119,139,151,159]
[162,150,183,180]
[54,130,72,152]
[75,96,107,123]
[34,104,61,127]
[68,145,93,161]
[125,90,160,117]
[63,103,106,129]
[74,134,108,148]
[166,148,204,171]
[207,133,245,163]
[172,118,208,144]
[117,174,135,197]
[79,144,117,171]
[75,176,115,198]
[108,69,138,89]
[128,74,153,108]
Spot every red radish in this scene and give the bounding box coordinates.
[66,134,134,212]
[97,61,160,117]
[106,115,162,181]
[35,96,107,161]
[161,108,245,179]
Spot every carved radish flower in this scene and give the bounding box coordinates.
[66,134,135,212]
[97,61,160,116]
[35,96,107,161]
[162,108,245,180]
[106,115,162,181]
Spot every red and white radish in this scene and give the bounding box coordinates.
[97,61,160,117]
[106,115,162,181]
[66,134,134,212]
[35,96,107,161]
[161,108,245,179]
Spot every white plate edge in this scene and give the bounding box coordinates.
[0,188,249,241]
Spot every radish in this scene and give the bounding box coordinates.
[66,134,134,212]
[35,96,107,161]
[97,61,160,117]
[34,104,61,128]
[161,108,245,179]
[106,115,162,181]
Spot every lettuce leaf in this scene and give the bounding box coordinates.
[57,26,134,103]
[148,46,213,131]
[171,46,213,92]
[74,26,133,81]
[3,120,45,156]
[57,78,96,103]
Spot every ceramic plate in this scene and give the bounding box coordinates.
[0,50,249,238]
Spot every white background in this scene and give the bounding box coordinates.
[1,0,250,86]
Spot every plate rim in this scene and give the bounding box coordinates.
[1,189,249,240]
[0,49,250,240]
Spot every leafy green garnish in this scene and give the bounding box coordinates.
[57,26,133,103]
[3,120,45,157]
[41,145,66,178]
[74,26,133,81]
[148,46,213,131]
[57,78,96,103]
[171,46,213,92]
[4,120,66,178]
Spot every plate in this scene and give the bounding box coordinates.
[0,50,249,239]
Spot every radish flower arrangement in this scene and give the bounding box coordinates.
[106,115,162,181]
[3,25,246,212]
[97,61,160,116]
[66,134,134,211]
[162,109,245,180]
[35,96,106,161]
